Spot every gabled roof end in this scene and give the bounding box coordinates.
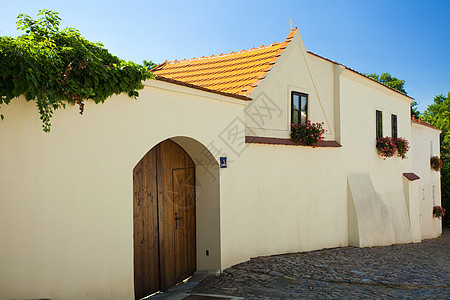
[152,29,297,96]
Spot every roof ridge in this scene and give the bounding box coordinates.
[152,28,298,96]
[306,50,413,100]
[411,116,441,131]
[165,42,283,65]
[159,57,278,74]
[165,28,298,65]
[240,29,297,93]
[150,61,166,72]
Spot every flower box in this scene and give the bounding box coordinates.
[376,136,409,159]
[430,156,442,171]
[433,205,445,219]
[376,137,396,159]
[290,121,325,147]
[393,137,409,159]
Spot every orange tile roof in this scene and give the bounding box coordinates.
[152,28,411,101]
[411,116,441,131]
[155,76,251,101]
[152,29,297,96]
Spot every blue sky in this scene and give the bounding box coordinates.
[1,0,449,112]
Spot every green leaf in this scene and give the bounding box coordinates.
[1,9,155,132]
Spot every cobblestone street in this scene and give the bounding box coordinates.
[191,229,450,299]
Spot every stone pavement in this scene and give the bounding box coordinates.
[190,229,450,299]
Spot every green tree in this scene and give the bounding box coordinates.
[410,100,420,118]
[143,60,157,70]
[422,92,450,227]
[0,10,154,131]
[365,72,418,116]
[365,72,407,94]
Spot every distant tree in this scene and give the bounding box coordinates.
[365,72,417,116]
[365,72,406,94]
[422,92,450,227]
[143,60,157,70]
[410,100,420,118]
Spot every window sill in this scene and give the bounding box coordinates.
[245,136,342,147]
[403,173,420,181]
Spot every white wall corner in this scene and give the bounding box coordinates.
[402,177,422,243]
[333,64,345,143]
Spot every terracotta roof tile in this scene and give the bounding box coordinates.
[155,75,251,101]
[152,28,412,101]
[411,116,441,131]
[152,29,298,96]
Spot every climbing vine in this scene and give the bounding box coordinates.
[0,10,154,131]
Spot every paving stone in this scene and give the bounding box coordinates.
[192,228,450,299]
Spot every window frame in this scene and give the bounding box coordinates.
[432,186,436,206]
[430,141,433,158]
[376,110,383,140]
[391,114,398,138]
[291,91,308,125]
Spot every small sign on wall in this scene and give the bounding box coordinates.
[220,157,227,168]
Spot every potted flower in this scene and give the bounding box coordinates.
[291,121,325,147]
[394,137,409,159]
[430,156,442,171]
[433,205,445,219]
[376,137,396,159]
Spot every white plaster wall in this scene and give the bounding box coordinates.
[347,174,395,247]
[220,67,416,267]
[0,28,435,299]
[403,177,421,242]
[0,81,246,300]
[219,30,420,269]
[220,143,346,269]
[340,71,415,245]
[246,31,336,141]
[411,123,442,239]
[170,136,222,272]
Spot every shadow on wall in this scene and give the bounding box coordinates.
[348,174,415,247]
[170,136,222,272]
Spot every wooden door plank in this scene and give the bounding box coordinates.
[173,167,196,281]
[158,140,197,290]
[157,141,176,291]
[134,139,197,296]
[133,147,160,299]
[186,167,196,275]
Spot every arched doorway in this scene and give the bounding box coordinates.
[133,139,196,299]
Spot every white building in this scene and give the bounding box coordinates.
[0,28,442,299]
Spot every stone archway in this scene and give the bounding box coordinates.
[133,137,221,299]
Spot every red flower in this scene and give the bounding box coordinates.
[433,205,445,219]
[376,136,398,159]
[290,121,325,146]
[430,156,442,171]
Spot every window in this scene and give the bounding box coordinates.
[430,141,433,158]
[391,114,397,138]
[376,110,383,139]
[432,186,436,206]
[291,92,308,125]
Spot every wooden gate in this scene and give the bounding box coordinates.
[133,140,196,299]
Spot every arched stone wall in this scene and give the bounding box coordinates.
[170,136,221,272]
